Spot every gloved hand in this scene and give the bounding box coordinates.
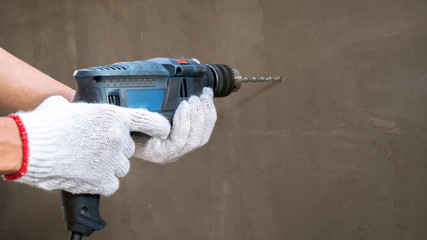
[8,96,170,196]
[133,87,217,163]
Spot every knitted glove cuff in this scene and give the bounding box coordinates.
[13,110,65,184]
[3,114,29,180]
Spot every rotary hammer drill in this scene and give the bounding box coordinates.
[61,57,281,240]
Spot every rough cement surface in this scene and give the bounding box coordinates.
[0,0,426,239]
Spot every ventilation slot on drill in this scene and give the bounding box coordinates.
[89,65,127,71]
[108,93,120,106]
[180,79,188,98]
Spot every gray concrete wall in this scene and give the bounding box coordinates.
[0,0,426,239]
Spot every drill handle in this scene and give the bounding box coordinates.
[61,191,106,238]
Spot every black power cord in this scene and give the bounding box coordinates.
[70,232,83,240]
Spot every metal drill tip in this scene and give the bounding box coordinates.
[242,76,282,82]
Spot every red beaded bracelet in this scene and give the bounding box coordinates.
[3,114,29,180]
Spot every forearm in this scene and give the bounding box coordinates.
[0,117,23,175]
[0,47,75,111]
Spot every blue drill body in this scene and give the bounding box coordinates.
[73,57,237,120]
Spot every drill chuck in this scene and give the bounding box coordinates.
[205,64,235,97]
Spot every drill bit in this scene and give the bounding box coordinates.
[231,68,282,92]
[242,76,282,82]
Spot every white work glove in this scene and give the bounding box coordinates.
[11,96,170,196]
[133,87,217,163]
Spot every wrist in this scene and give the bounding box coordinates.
[0,117,24,175]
